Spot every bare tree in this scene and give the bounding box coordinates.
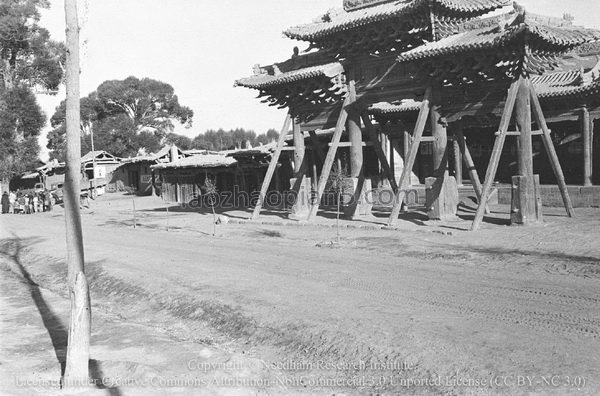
[62,0,91,388]
[203,174,218,236]
[328,162,351,243]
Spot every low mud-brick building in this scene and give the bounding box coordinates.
[235,0,600,227]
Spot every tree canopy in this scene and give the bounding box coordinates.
[191,128,278,151]
[0,0,65,92]
[47,76,194,159]
[0,0,64,181]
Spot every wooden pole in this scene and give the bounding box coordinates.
[132,198,136,228]
[455,127,490,214]
[528,80,575,217]
[471,80,520,231]
[388,87,432,226]
[251,113,292,220]
[63,0,91,387]
[306,95,352,221]
[582,106,592,186]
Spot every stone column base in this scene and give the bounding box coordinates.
[426,175,459,221]
[289,177,311,220]
[343,177,373,220]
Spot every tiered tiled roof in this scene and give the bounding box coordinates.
[369,99,421,114]
[534,61,600,98]
[285,0,508,41]
[396,7,600,80]
[234,52,347,110]
[283,0,509,55]
[234,63,344,90]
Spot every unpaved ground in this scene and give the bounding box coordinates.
[1,193,599,395]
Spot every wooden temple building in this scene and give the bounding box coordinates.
[235,0,600,227]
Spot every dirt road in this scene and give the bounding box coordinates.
[1,194,599,395]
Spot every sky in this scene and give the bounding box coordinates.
[36,0,600,161]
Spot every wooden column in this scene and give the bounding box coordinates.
[427,86,458,220]
[290,119,310,218]
[293,120,305,175]
[348,110,363,178]
[453,138,463,186]
[582,106,592,186]
[516,79,534,180]
[380,129,389,186]
[512,77,540,225]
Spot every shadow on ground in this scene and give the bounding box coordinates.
[0,235,121,395]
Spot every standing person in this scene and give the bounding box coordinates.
[1,192,9,214]
[9,191,16,213]
[37,192,43,212]
[18,194,25,214]
[32,193,38,213]
[45,191,52,212]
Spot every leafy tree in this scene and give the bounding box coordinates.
[202,175,218,236]
[164,132,192,150]
[96,76,193,135]
[327,161,351,243]
[0,0,65,183]
[135,130,162,155]
[190,128,278,151]
[0,0,65,92]
[47,76,194,158]
[266,128,279,142]
[0,86,45,180]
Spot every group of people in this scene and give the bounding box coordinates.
[1,190,53,214]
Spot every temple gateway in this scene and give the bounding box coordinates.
[235,0,600,228]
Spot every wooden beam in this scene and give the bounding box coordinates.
[495,130,544,136]
[251,113,292,220]
[306,95,352,221]
[362,113,398,193]
[328,141,373,147]
[471,79,520,231]
[528,80,575,217]
[387,86,433,226]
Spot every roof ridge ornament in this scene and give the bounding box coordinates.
[343,0,397,12]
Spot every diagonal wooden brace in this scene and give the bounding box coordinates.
[251,113,292,220]
[387,87,432,226]
[528,80,575,217]
[471,79,520,231]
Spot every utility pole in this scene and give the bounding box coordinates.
[62,0,91,388]
[90,124,97,197]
